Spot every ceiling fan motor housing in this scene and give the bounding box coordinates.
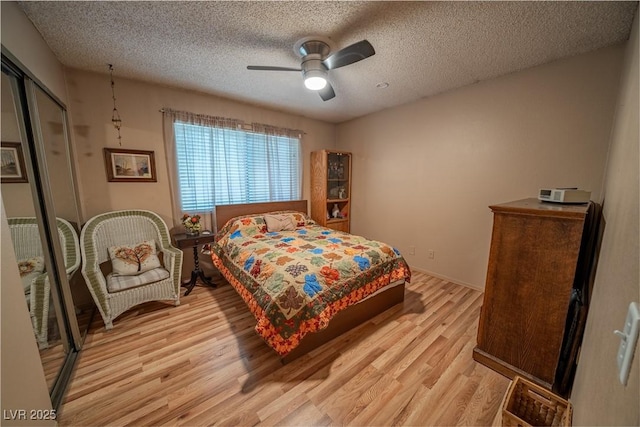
[299,40,331,89]
[296,39,331,58]
[300,40,330,80]
[302,58,327,75]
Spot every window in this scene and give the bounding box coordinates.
[174,122,301,212]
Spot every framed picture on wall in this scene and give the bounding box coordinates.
[104,148,157,182]
[1,141,28,183]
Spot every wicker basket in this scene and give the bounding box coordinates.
[502,376,572,427]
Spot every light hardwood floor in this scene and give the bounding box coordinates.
[58,270,509,426]
[41,305,94,389]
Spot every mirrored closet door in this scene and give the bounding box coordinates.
[29,77,93,342]
[1,52,93,410]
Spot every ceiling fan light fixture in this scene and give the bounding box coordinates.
[303,69,327,91]
[247,37,375,101]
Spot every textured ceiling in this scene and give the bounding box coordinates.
[18,1,638,123]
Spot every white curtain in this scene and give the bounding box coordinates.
[162,109,302,232]
[250,123,303,203]
[162,109,241,232]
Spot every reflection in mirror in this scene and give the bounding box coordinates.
[34,86,78,221]
[32,85,93,341]
[1,71,67,390]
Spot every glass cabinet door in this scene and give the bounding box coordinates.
[326,152,351,231]
[327,152,350,200]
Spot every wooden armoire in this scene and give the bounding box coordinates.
[473,198,599,396]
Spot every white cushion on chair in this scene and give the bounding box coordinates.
[106,267,170,292]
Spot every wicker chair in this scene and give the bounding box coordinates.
[8,217,80,349]
[80,210,183,329]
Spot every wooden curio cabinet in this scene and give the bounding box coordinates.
[310,150,351,232]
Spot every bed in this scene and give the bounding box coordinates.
[210,200,411,362]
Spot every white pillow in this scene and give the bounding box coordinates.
[108,240,161,276]
[18,256,45,277]
[264,214,296,232]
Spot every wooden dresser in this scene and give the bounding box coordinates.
[473,198,599,396]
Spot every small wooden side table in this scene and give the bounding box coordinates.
[172,230,217,296]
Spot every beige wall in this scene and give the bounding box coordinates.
[0,1,67,104]
[336,45,624,289]
[64,68,335,278]
[571,10,639,426]
[65,68,335,224]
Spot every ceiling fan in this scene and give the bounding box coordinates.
[247,36,376,101]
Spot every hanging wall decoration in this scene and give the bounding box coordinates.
[108,64,123,146]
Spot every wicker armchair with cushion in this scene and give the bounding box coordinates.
[8,217,80,349]
[80,210,183,329]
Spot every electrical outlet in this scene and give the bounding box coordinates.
[428,250,435,259]
[409,246,415,255]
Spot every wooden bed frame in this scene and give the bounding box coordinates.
[214,200,406,363]
[215,200,309,231]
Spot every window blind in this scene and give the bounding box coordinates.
[174,121,301,212]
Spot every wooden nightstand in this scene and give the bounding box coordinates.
[172,231,218,296]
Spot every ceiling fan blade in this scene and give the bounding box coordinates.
[323,40,375,70]
[247,65,301,71]
[318,83,335,101]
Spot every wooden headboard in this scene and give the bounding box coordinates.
[215,200,308,231]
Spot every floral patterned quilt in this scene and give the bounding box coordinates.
[210,211,411,356]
